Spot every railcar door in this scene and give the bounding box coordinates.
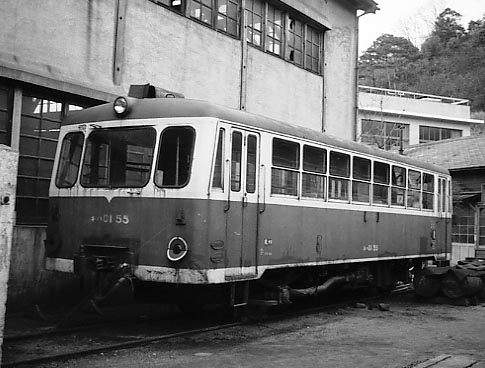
[225,129,260,279]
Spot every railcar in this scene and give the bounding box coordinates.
[45,90,452,308]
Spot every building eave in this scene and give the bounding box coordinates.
[360,107,484,125]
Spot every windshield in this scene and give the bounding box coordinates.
[81,127,156,188]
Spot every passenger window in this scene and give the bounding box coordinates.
[56,132,84,188]
[302,145,326,199]
[211,128,225,190]
[231,131,243,192]
[422,173,435,210]
[329,151,350,201]
[373,161,389,205]
[391,166,406,206]
[352,157,371,203]
[407,170,421,209]
[271,138,299,196]
[155,126,194,188]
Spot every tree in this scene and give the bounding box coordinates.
[359,34,420,89]
[421,8,465,57]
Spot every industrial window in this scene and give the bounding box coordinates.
[55,132,84,188]
[211,128,225,190]
[352,157,371,203]
[16,93,90,225]
[422,173,434,210]
[302,145,326,199]
[329,151,350,201]
[187,0,240,37]
[305,25,320,73]
[391,165,406,206]
[0,84,13,146]
[288,17,303,65]
[153,0,184,12]
[271,138,299,196]
[419,126,462,143]
[155,127,194,188]
[217,0,239,35]
[407,169,421,209]
[265,4,283,56]
[189,0,213,24]
[373,161,389,205]
[452,202,475,244]
[151,0,324,73]
[360,120,409,151]
[245,0,263,46]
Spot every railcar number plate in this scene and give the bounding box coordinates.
[90,214,130,224]
[363,244,379,252]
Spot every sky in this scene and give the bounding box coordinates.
[359,0,485,54]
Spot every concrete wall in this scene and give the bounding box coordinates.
[1,0,360,137]
[0,146,17,361]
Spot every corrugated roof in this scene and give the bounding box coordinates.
[405,135,485,170]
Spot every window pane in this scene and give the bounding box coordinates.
[217,0,239,36]
[392,166,406,187]
[373,162,389,184]
[408,170,421,189]
[246,134,257,193]
[352,181,370,203]
[266,4,283,56]
[230,131,242,191]
[272,138,299,169]
[55,132,84,188]
[423,173,434,192]
[423,192,434,210]
[329,151,350,177]
[391,187,405,206]
[82,127,156,188]
[373,184,389,205]
[212,129,224,189]
[353,157,371,181]
[246,0,263,46]
[329,177,349,201]
[271,168,298,196]
[155,127,193,187]
[407,189,421,209]
[303,145,326,173]
[302,173,325,199]
[0,85,12,146]
[190,0,213,24]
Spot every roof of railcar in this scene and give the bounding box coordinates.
[64,97,449,175]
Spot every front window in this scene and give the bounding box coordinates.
[155,126,195,187]
[81,127,156,188]
[56,132,84,188]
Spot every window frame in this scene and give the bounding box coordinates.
[271,137,300,197]
[154,126,195,189]
[328,150,350,202]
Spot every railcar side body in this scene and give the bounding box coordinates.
[45,97,452,306]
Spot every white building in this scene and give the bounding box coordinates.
[357,86,483,151]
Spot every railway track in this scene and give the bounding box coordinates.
[2,285,412,367]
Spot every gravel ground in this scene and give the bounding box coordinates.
[17,295,485,368]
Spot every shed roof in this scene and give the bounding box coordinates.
[405,135,485,170]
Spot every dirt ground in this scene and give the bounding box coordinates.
[34,295,485,368]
